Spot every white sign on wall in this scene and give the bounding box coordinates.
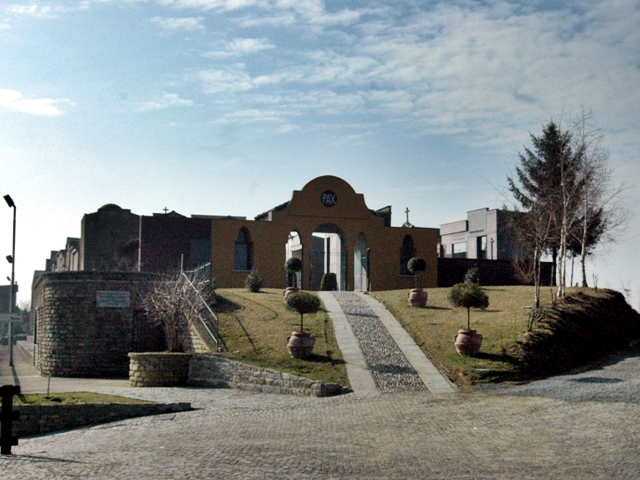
[96,290,131,308]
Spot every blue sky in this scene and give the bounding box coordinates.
[1,0,639,307]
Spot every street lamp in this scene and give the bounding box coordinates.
[4,195,16,367]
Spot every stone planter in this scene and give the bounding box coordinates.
[129,352,193,387]
[283,286,300,302]
[287,331,315,359]
[408,288,428,307]
[454,329,483,356]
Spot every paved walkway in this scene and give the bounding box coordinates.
[319,291,455,395]
[0,340,129,393]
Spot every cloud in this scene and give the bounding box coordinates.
[196,67,254,93]
[156,0,359,26]
[180,1,640,152]
[203,38,275,58]
[0,89,71,116]
[150,16,205,31]
[6,5,54,17]
[157,0,258,11]
[138,93,194,111]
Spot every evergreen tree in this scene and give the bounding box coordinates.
[508,121,584,301]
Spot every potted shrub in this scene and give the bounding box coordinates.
[448,281,489,356]
[284,291,321,358]
[283,257,303,300]
[320,272,338,291]
[245,270,264,293]
[407,257,428,307]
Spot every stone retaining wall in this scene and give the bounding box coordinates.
[32,272,215,378]
[188,355,343,397]
[32,272,161,378]
[129,352,192,387]
[14,402,192,437]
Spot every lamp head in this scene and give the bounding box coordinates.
[4,195,15,208]
[6,255,13,264]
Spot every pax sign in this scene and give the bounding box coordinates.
[321,190,338,208]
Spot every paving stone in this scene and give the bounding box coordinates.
[2,387,640,479]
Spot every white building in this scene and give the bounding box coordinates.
[439,208,526,260]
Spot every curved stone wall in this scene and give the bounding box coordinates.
[33,271,160,377]
[129,352,192,387]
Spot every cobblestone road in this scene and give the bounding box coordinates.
[2,386,640,479]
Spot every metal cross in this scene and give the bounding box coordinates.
[405,207,410,223]
[163,207,169,214]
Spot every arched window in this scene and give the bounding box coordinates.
[400,234,416,275]
[234,227,253,271]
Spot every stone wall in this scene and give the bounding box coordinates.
[188,355,343,397]
[32,271,162,378]
[129,352,192,387]
[14,402,192,437]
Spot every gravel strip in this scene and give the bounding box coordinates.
[333,292,428,393]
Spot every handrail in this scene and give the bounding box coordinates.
[181,270,220,351]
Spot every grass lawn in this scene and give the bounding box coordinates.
[214,288,350,388]
[374,286,563,385]
[8,392,152,405]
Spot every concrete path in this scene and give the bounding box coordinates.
[0,340,130,393]
[319,291,456,395]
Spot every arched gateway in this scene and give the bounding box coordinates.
[210,176,438,291]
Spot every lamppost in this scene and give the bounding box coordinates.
[4,195,16,367]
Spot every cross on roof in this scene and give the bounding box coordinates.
[405,207,410,223]
[163,207,169,214]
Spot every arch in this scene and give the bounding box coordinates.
[310,223,346,291]
[353,233,368,291]
[285,230,303,287]
[400,234,416,275]
[233,227,253,271]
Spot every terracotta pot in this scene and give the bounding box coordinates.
[287,331,315,359]
[407,288,428,307]
[283,286,300,302]
[454,329,483,356]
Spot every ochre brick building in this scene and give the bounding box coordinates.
[210,176,438,291]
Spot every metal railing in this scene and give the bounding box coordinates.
[180,268,221,352]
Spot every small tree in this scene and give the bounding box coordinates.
[407,257,427,288]
[285,291,321,333]
[139,271,215,352]
[448,282,489,331]
[245,270,264,293]
[285,257,303,288]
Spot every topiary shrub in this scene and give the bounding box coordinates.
[320,272,338,291]
[407,257,427,288]
[244,271,264,293]
[285,291,321,332]
[448,282,489,330]
[284,257,303,288]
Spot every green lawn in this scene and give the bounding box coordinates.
[7,392,152,405]
[214,288,350,387]
[374,286,561,385]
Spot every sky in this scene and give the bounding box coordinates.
[1,0,639,308]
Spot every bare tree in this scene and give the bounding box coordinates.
[507,203,555,308]
[569,109,630,287]
[139,270,215,352]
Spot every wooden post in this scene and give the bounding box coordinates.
[1,384,20,455]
